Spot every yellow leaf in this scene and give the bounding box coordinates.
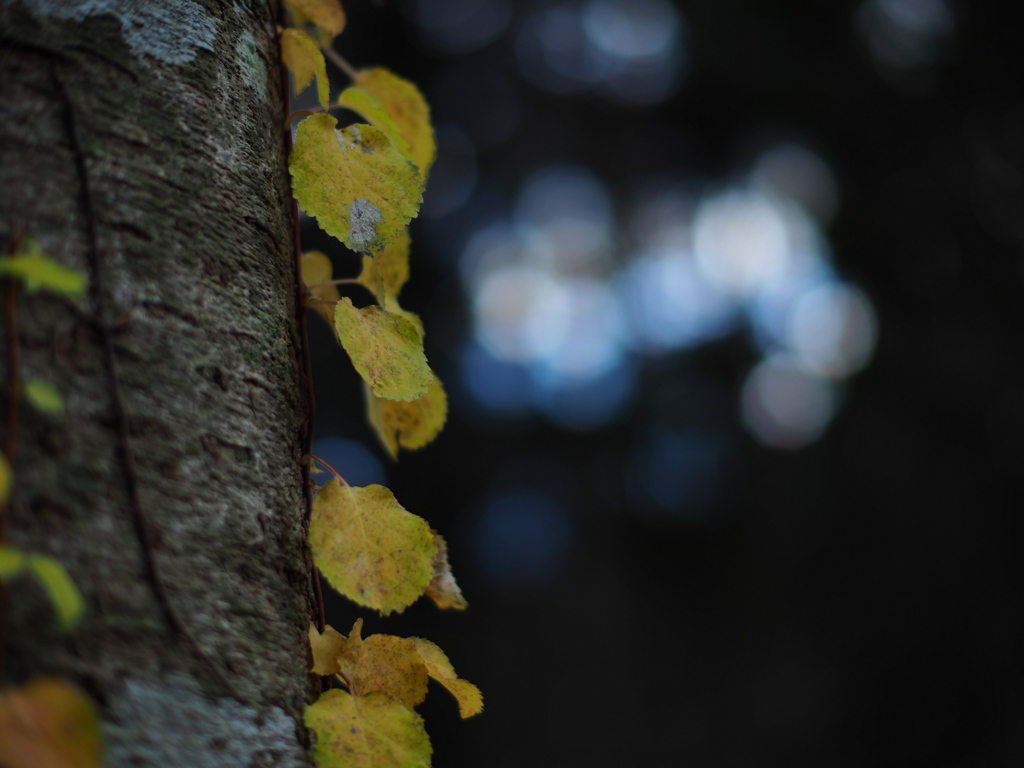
[290,114,423,254]
[339,633,428,709]
[337,87,418,169]
[367,375,447,458]
[309,479,436,614]
[301,250,336,292]
[27,556,84,631]
[304,689,431,768]
[0,677,102,768]
[384,298,424,339]
[334,298,432,402]
[300,251,340,327]
[0,455,10,504]
[0,545,27,579]
[285,0,346,42]
[281,28,330,108]
[355,68,436,178]
[423,532,467,611]
[23,380,64,416]
[308,623,347,676]
[408,639,483,719]
[334,621,430,707]
[356,228,410,301]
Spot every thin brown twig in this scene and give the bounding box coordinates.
[303,453,346,484]
[2,280,18,543]
[319,43,358,81]
[2,224,25,516]
[271,0,327,646]
[287,106,328,124]
[0,225,25,685]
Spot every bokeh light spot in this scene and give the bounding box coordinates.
[741,356,838,449]
[786,282,878,378]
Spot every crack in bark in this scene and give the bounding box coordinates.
[54,63,234,696]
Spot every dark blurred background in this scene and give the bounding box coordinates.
[300,1,1024,765]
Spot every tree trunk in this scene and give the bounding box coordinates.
[0,1,315,765]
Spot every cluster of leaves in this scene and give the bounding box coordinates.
[281,1,479,766]
[0,241,101,768]
[306,619,481,767]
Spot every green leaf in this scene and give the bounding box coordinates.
[0,250,85,296]
[0,546,27,579]
[281,28,331,108]
[23,380,64,416]
[305,689,431,768]
[27,555,84,631]
[354,68,436,178]
[366,375,447,458]
[334,298,432,402]
[309,478,436,614]
[289,114,424,254]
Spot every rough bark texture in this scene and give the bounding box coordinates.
[0,1,315,765]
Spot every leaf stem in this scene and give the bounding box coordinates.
[305,453,347,484]
[0,225,25,686]
[335,670,354,693]
[287,105,327,124]
[320,43,358,81]
[3,225,25,515]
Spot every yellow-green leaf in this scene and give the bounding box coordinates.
[0,677,102,768]
[27,556,84,631]
[355,68,436,177]
[23,380,64,416]
[301,251,340,327]
[357,228,410,301]
[309,479,436,614]
[0,546,26,579]
[285,0,346,42]
[337,88,411,161]
[0,255,84,296]
[423,532,467,611]
[0,454,10,503]
[281,28,330,108]
[409,638,483,719]
[309,623,347,676]
[305,689,431,768]
[334,298,432,402]
[367,375,447,458]
[385,299,424,339]
[290,113,423,254]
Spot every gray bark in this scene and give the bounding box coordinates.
[0,1,316,766]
